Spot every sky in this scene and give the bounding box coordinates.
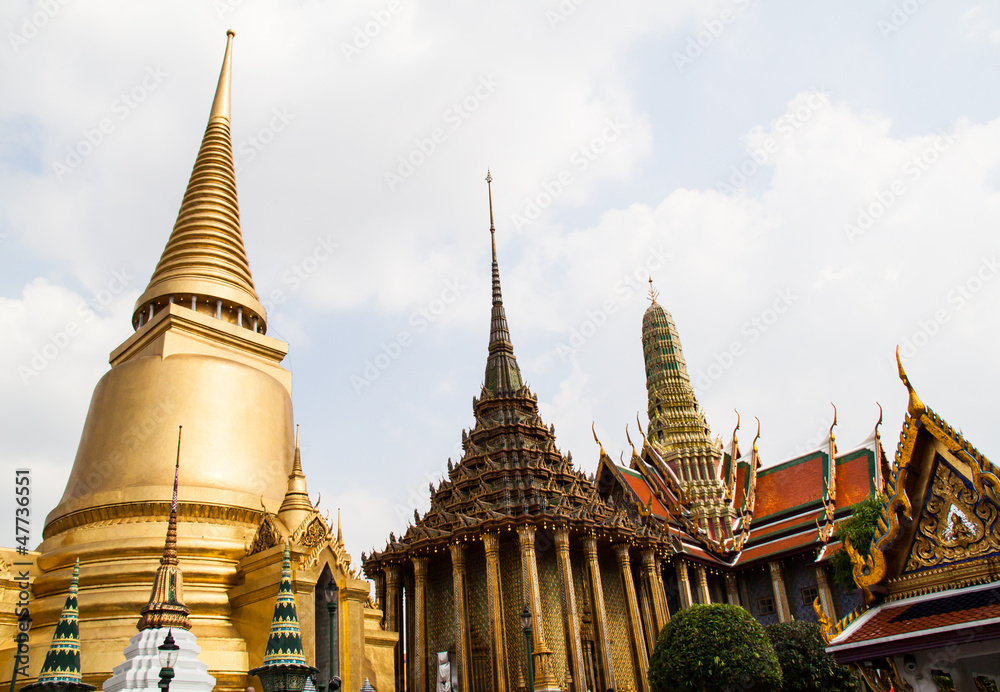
[2,0,1000,567]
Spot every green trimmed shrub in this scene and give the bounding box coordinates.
[648,603,782,692]
[831,495,884,590]
[765,621,855,692]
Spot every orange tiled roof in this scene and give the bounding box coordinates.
[835,450,874,509]
[619,469,669,519]
[754,453,824,518]
[829,585,1000,661]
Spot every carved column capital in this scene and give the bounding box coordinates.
[385,561,401,587]
[412,555,428,581]
[517,523,536,549]
[614,542,632,568]
[482,531,500,557]
[639,547,656,573]
[582,532,598,558]
[450,542,466,569]
[554,526,571,553]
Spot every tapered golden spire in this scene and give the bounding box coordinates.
[137,427,191,631]
[483,171,523,395]
[132,30,268,334]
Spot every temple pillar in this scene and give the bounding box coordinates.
[582,534,615,692]
[412,556,428,692]
[518,525,558,691]
[695,563,711,604]
[640,549,668,636]
[654,555,671,623]
[450,543,471,692]
[482,532,509,692]
[615,544,650,692]
[768,561,792,623]
[554,529,587,692]
[385,563,403,692]
[675,559,693,609]
[725,573,740,607]
[815,565,837,620]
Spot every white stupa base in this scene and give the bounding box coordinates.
[103,628,216,692]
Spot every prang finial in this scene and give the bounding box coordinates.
[648,277,659,304]
[486,169,496,260]
[172,426,182,514]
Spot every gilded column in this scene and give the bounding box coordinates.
[413,556,428,692]
[768,561,792,623]
[638,578,656,653]
[675,559,693,609]
[518,525,558,691]
[451,543,471,692]
[615,544,650,692]
[655,555,671,623]
[385,562,403,692]
[482,532,509,692]
[640,549,668,635]
[814,565,837,620]
[725,573,740,606]
[582,534,615,692]
[695,563,711,604]
[554,528,586,692]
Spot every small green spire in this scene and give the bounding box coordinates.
[250,543,317,692]
[24,559,96,692]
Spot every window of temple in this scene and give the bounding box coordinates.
[800,585,818,608]
[756,597,776,616]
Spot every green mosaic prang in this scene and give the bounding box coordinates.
[261,543,307,666]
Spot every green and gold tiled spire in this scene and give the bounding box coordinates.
[642,279,733,546]
[249,543,317,692]
[23,559,95,692]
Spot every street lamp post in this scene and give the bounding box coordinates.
[157,629,180,692]
[521,605,535,692]
[323,581,340,692]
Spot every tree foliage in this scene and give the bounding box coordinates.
[648,603,782,692]
[764,621,855,692]
[831,494,884,590]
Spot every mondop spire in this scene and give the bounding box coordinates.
[483,171,523,395]
[132,29,268,334]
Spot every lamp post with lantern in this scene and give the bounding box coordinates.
[521,605,535,692]
[323,580,341,691]
[157,630,180,692]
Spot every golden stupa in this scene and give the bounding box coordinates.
[0,32,395,692]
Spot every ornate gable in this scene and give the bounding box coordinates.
[849,350,1000,604]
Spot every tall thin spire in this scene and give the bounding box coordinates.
[483,171,523,395]
[137,427,191,631]
[23,559,95,692]
[132,30,267,334]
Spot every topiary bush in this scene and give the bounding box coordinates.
[764,621,855,692]
[648,603,782,692]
